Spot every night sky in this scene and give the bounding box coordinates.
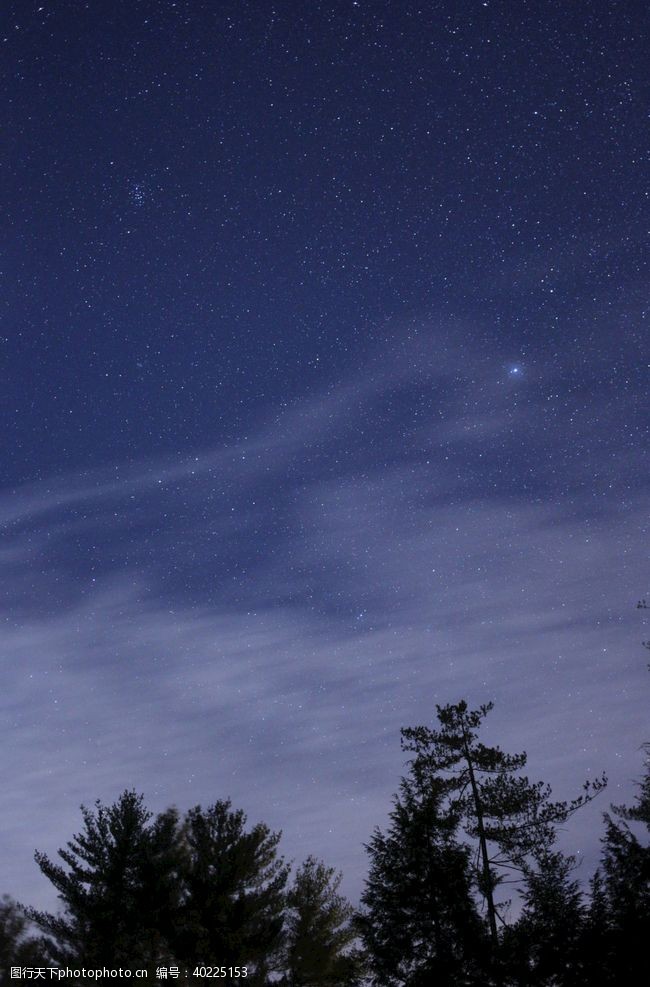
[1,0,647,912]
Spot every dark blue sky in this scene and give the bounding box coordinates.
[1,0,647,912]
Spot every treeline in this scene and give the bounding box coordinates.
[1,699,649,986]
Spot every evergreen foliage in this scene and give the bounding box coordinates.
[26,791,182,975]
[358,770,488,985]
[594,759,650,984]
[401,700,605,953]
[359,701,608,985]
[279,856,362,986]
[0,897,49,983]
[172,800,288,984]
[15,671,648,986]
[27,794,289,984]
[501,851,585,986]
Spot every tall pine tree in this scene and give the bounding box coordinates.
[172,800,288,984]
[401,700,605,962]
[593,751,650,983]
[27,791,182,975]
[501,850,586,986]
[358,769,488,986]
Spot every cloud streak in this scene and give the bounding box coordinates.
[1,331,647,910]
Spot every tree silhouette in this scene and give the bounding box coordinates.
[358,768,488,985]
[279,856,363,986]
[0,896,49,983]
[593,752,650,984]
[501,850,586,986]
[401,700,605,961]
[27,791,182,975]
[172,800,289,984]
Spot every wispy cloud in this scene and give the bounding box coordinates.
[1,332,647,910]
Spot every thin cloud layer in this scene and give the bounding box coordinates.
[1,335,647,909]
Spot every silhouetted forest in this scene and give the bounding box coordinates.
[2,623,648,986]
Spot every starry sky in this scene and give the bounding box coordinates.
[1,1,647,912]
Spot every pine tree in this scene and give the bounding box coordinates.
[279,856,364,986]
[172,800,289,984]
[501,851,585,986]
[401,700,605,963]
[577,871,615,986]
[27,791,182,974]
[590,614,650,982]
[0,896,49,983]
[358,770,488,986]
[27,793,290,984]
[596,780,650,982]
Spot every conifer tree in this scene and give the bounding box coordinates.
[401,700,605,959]
[358,769,488,986]
[27,791,182,974]
[172,800,288,985]
[588,605,650,981]
[28,793,291,984]
[0,896,49,983]
[279,856,363,986]
[501,850,585,986]
[596,762,650,984]
[577,871,615,986]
